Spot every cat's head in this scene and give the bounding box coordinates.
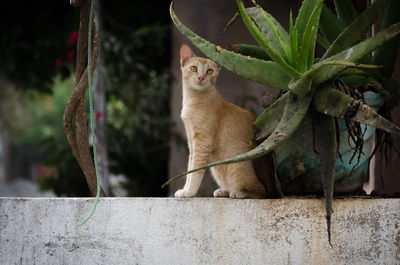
[180,44,221,91]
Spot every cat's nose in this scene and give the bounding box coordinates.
[198,76,205,82]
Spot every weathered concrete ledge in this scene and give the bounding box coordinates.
[0,197,399,265]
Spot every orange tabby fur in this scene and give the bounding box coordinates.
[175,44,266,199]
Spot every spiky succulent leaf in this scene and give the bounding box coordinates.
[289,61,382,95]
[334,0,357,26]
[322,0,390,60]
[248,2,291,60]
[170,3,291,89]
[314,22,400,84]
[254,92,288,140]
[319,5,346,43]
[373,0,400,78]
[314,112,336,245]
[312,86,400,136]
[317,34,330,49]
[297,0,324,72]
[223,11,240,33]
[289,10,299,65]
[230,44,270,60]
[237,0,301,78]
[294,0,322,43]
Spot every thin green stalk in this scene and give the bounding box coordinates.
[78,0,101,227]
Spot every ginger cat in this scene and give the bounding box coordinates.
[175,44,266,199]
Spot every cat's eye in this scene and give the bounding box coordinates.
[190,66,197,72]
[206,69,214,75]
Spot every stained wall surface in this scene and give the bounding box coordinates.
[1,197,399,265]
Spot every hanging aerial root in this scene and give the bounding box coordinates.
[313,85,400,136]
[63,0,106,197]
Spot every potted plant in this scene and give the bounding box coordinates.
[167,0,400,242]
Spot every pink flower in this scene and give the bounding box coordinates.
[66,51,74,60]
[95,112,102,120]
[55,58,62,67]
[67,31,79,46]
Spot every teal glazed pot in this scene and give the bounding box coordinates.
[274,92,384,195]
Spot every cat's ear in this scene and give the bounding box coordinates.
[180,44,195,66]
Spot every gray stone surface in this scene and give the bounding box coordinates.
[0,179,55,197]
[0,197,399,265]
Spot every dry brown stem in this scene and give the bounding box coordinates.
[63,0,106,197]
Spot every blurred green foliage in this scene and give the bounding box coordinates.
[1,0,172,197]
[100,0,172,196]
[0,0,78,92]
[10,76,90,196]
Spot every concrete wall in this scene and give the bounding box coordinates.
[1,197,399,265]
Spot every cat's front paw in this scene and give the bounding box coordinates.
[175,189,196,198]
[229,191,247,199]
[213,189,229,197]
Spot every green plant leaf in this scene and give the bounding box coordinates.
[317,34,330,49]
[289,10,299,65]
[289,61,382,95]
[373,0,400,78]
[297,0,324,72]
[294,0,322,43]
[322,0,390,60]
[248,2,291,60]
[312,86,400,136]
[230,7,289,56]
[237,0,301,78]
[230,44,270,60]
[314,22,400,84]
[223,11,240,33]
[313,112,336,245]
[170,3,291,89]
[162,87,315,188]
[319,5,346,43]
[254,92,288,140]
[334,0,357,26]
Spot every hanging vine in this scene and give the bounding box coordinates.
[63,0,106,197]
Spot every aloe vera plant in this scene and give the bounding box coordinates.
[168,0,400,243]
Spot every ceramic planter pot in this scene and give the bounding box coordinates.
[274,92,384,195]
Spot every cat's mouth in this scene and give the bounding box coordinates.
[197,76,205,85]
